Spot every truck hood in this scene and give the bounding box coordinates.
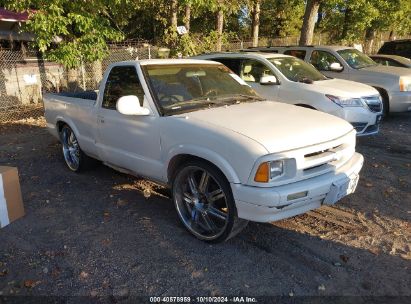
[312,78,378,97]
[177,101,353,153]
[361,65,411,77]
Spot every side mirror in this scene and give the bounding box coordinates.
[260,75,278,85]
[329,62,343,72]
[116,95,150,116]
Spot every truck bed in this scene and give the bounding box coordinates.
[53,91,98,101]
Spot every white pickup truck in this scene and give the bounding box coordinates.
[44,59,364,242]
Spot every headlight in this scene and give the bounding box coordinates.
[254,160,284,182]
[326,94,364,107]
[399,77,411,92]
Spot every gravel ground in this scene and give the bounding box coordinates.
[0,113,410,300]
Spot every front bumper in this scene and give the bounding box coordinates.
[333,107,381,136]
[389,91,411,112]
[231,152,364,223]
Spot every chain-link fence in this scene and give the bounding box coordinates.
[0,45,159,123]
[0,41,249,123]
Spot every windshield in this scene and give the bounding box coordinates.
[143,64,263,115]
[268,57,327,82]
[337,49,377,69]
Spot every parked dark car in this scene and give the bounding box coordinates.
[378,39,411,59]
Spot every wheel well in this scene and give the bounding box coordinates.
[373,87,389,113]
[295,104,316,110]
[167,154,228,186]
[56,121,67,133]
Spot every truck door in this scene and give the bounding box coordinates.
[96,65,162,179]
[309,50,350,80]
[239,59,280,100]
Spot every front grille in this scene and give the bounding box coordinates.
[363,95,382,112]
[302,144,344,172]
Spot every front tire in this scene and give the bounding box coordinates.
[172,160,248,243]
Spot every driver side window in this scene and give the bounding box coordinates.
[102,66,145,110]
[240,59,276,83]
[310,50,342,71]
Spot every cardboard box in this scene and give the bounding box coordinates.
[0,166,25,228]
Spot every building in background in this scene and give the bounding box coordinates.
[0,7,34,51]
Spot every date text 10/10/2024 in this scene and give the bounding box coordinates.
[149,296,258,303]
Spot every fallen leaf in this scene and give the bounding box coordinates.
[369,247,381,255]
[101,239,111,246]
[339,254,349,263]
[143,189,151,198]
[24,280,41,288]
[116,199,128,206]
[0,269,8,276]
[365,182,373,188]
[318,284,326,291]
[51,266,61,277]
[79,271,89,280]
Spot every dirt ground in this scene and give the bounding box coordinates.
[0,112,410,300]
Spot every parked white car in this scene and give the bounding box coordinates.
[196,52,383,136]
[44,59,363,242]
[247,46,411,114]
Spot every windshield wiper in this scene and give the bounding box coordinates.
[216,94,265,103]
[166,98,223,110]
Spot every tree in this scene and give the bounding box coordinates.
[320,0,410,52]
[170,0,178,30]
[250,0,261,47]
[259,0,305,38]
[184,3,191,32]
[5,0,129,68]
[299,0,321,45]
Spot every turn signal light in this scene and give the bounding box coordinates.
[254,162,269,182]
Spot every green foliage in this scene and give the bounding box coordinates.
[5,0,127,68]
[3,0,410,64]
[321,0,411,44]
[259,0,305,38]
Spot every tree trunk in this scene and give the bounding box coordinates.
[341,7,352,41]
[251,0,261,47]
[216,9,224,51]
[389,30,395,41]
[364,28,376,54]
[299,0,320,46]
[184,4,191,32]
[170,0,178,30]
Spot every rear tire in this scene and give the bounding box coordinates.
[60,125,93,172]
[172,160,248,243]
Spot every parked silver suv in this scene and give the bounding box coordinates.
[246,45,411,114]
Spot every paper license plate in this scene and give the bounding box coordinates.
[324,174,359,205]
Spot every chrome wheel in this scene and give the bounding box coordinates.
[173,165,230,241]
[61,126,80,171]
